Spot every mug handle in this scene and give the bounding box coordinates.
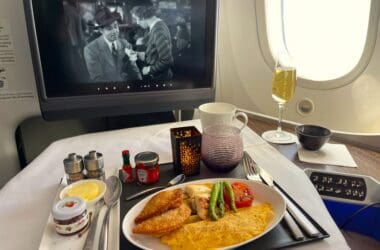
[235,112,248,131]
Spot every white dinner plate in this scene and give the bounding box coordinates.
[122,178,286,250]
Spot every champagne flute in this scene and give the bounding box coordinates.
[262,52,297,144]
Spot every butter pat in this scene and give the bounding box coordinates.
[66,182,101,201]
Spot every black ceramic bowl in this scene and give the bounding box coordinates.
[295,125,332,151]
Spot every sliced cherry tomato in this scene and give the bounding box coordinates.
[223,182,254,208]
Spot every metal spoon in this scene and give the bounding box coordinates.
[125,174,186,201]
[98,176,122,250]
[82,199,104,250]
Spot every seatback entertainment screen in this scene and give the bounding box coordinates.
[28,0,215,97]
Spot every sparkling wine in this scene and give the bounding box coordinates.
[272,67,296,104]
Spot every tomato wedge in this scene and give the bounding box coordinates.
[223,182,254,208]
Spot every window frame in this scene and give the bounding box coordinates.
[255,0,380,90]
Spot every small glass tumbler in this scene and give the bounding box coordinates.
[201,124,243,172]
[170,126,202,176]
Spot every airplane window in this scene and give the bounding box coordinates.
[258,0,378,89]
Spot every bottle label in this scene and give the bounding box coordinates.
[122,171,131,183]
[124,171,130,181]
[137,169,148,184]
[119,167,133,183]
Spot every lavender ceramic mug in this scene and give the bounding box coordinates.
[201,124,244,172]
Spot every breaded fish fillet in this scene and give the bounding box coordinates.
[133,203,191,235]
[134,188,184,224]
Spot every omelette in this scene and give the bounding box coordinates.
[160,203,274,250]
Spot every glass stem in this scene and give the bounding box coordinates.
[277,103,284,133]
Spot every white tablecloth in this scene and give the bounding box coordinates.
[0,119,349,250]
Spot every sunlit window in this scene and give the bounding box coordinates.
[265,0,371,82]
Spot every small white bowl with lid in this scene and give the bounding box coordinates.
[51,196,89,236]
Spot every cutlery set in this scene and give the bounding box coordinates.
[83,176,122,250]
[242,151,320,240]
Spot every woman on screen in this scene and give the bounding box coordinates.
[130,3,174,81]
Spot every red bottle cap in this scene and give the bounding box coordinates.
[122,150,130,155]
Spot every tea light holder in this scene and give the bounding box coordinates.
[170,126,202,176]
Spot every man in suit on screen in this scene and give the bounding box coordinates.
[84,7,141,82]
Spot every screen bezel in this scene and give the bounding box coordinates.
[24,0,218,120]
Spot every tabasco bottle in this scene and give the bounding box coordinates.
[120,150,134,183]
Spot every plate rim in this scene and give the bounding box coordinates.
[122,177,286,250]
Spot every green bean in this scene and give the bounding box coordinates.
[208,182,220,221]
[217,181,225,217]
[223,181,237,212]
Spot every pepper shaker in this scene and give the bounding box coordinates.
[63,153,84,184]
[84,150,105,180]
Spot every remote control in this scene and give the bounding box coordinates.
[304,168,380,205]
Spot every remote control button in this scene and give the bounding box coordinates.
[334,188,342,194]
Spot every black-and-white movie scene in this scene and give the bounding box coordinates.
[62,0,192,83]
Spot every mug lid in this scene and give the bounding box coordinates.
[52,196,86,220]
[135,151,159,165]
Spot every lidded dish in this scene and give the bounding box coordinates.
[51,196,89,236]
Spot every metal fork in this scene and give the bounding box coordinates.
[243,152,305,240]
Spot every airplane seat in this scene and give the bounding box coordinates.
[14,112,178,169]
[325,200,380,242]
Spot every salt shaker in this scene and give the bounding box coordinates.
[63,153,84,184]
[84,150,105,180]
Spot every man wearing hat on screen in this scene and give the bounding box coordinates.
[84,7,141,82]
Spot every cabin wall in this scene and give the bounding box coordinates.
[216,0,380,133]
[0,0,40,187]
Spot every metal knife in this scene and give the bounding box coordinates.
[258,165,320,237]
[243,152,304,241]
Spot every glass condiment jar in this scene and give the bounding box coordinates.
[84,150,105,180]
[63,153,84,184]
[135,151,160,185]
[51,196,89,236]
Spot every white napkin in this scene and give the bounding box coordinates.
[297,143,357,167]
